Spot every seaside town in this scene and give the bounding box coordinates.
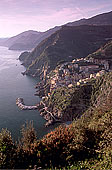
[16,55,112,127]
[44,56,112,95]
[26,55,111,127]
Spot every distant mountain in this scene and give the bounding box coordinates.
[2,11,112,51]
[20,25,112,76]
[1,27,60,51]
[3,30,42,50]
[67,11,112,26]
[1,10,112,51]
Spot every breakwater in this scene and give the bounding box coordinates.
[16,97,61,127]
[16,98,39,110]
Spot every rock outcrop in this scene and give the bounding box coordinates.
[16,98,39,110]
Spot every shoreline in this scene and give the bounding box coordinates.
[16,94,60,127]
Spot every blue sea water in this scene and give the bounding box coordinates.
[0,46,54,140]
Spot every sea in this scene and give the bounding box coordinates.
[0,46,55,140]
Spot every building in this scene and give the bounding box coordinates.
[63,69,70,75]
[89,57,110,70]
[51,80,55,85]
[77,82,80,86]
[79,65,99,72]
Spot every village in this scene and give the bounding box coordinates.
[47,56,112,94]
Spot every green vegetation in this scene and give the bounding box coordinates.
[46,72,112,120]
[47,83,93,120]
[0,72,112,169]
[23,25,112,76]
[87,40,112,59]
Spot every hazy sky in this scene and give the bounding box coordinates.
[0,0,112,37]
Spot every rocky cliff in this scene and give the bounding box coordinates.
[39,71,112,126]
[19,51,30,61]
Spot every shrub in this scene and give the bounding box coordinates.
[0,129,16,168]
[21,121,37,151]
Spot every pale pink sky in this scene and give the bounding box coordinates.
[0,0,112,37]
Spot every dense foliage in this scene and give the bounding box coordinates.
[46,83,93,121]
[0,72,112,169]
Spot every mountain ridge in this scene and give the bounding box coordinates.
[1,27,60,51]
[3,30,42,51]
[1,10,112,51]
[67,10,112,26]
[20,25,112,76]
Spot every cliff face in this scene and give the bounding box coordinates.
[47,84,93,121]
[19,51,30,61]
[21,25,112,76]
[41,72,112,125]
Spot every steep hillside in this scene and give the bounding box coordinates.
[19,51,30,61]
[1,11,112,51]
[21,25,112,76]
[36,40,112,126]
[1,27,60,51]
[0,72,112,169]
[87,40,112,59]
[3,30,42,50]
[41,70,112,123]
[39,72,112,168]
[8,33,41,51]
[34,26,60,48]
[67,10,112,26]
[9,27,60,51]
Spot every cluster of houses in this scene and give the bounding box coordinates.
[88,57,111,70]
[48,57,112,94]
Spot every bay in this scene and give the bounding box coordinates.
[0,46,54,140]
